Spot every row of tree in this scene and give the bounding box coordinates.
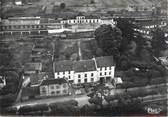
[94,18,167,70]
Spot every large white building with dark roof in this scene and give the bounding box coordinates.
[54,56,115,84]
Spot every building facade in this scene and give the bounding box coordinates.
[54,56,115,85]
[60,16,102,25]
[39,78,69,97]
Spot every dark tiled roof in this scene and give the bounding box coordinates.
[24,62,42,72]
[95,56,115,68]
[73,60,96,72]
[21,86,39,97]
[30,73,46,86]
[40,78,67,86]
[54,60,73,72]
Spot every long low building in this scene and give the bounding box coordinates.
[54,56,115,84]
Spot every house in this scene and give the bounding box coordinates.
[24,62,42,74]
[74,60,97,84]
[54,60,74,82]
[54,56,115,85]
[39,78,70,97]
[61,16,101,25]
[94,56,115,83]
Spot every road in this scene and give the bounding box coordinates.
[12,82,167,109]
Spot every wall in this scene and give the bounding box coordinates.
[97,66,115,78]
[40,83,69,96]
[54,71,74,80]
[74,71,98,84]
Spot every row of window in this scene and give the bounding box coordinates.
[41,88,68,95]
[56,71,113,79]
[78,78,94,83]
[99,67,113,71]
[100,71,112,76]
[1,25,46,30]
[63,19,100,24]
[50,89,68,95]
[78,73,94,78]
[49,84,67,89]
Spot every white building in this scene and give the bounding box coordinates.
[94,56,115,83]
[54,56,115,84]
[61,16,101,25]
[73,60,98,84]
[60,16,116,26]
[54,60,74,82]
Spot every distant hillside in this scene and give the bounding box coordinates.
[39,0,162,7]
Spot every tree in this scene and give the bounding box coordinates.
[0,42,13,67]
[95,24,122,59]
[60,3,66,9]
[151,28,167,57]
[116,18,138,53]
[90,0,95,4]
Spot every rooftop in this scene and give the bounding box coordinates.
[54,56,115,73]
[29,72,47,86]
[24,62,42,72]
[95,56,115,68]
[40,78,67,86]
[73,60,96,72]
[55,60,73,72]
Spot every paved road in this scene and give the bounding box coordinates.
[12,82,167,109]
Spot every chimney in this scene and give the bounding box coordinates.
[92,57,98,70]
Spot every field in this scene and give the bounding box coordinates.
[37,0,160,7]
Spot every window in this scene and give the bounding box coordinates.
[105,68,106,70]
[50,85,55,89]
[51,91,55,95]
[91,73,94,77]
[63,89,68,94]
[69,80,74,83]
[78,74,81,78]
[85,74,87,77]
[100,73,102,76]
[78,79,81,83]
[41,87,46,94]
[63,84,67,88]
[56,85,60,89]
[56,91,60,94]
[109,72,111,75]
[91,78,94,82]
[84,79,87,83]
[104,72,106,75]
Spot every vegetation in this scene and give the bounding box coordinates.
[95,24,122,59]
[151,28,167,57]
[60,3,66,9]
[49,100,78,116]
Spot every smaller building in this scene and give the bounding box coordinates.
[94,56,115,83]
[39,78,70,97]
[54,60,74,81]
[73,60,97,84]
[24,62,43,74]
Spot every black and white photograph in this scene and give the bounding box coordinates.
[0,0,168,116]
